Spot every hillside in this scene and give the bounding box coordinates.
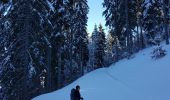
[33,43,170,100]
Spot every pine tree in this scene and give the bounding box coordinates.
[91,24,98,69]
[91,24,106,69]
[97,24,106,67]
[103,0,139,59]
[51,0,89,87]
[103,0,120,61]
[143,0,163,45]
[105,31,114,66]
[0,0,90,99]
[72,0,89,77]
[0,1,33,99]
[0,0,55,99]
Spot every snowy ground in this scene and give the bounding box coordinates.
[33,43,170,100]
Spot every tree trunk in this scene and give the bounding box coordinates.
[21,1,32,99]
[47,45,52,92]
[125,0,132,55]
[57,49,61,88]
[163,0,169,45]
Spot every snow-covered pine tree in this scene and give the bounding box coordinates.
[90,24,98,69]
[96,24,106,67]
[0,1,13,99]
[143,0,163,46]
[105,31,114,66]
[103,0,122,61]
[0,0,55,99]
[91,24,106,69]
[62,0,77,83]
[72,0,89,76]
[50,0,89,87]
[0,0,33,99]
[49,0,69,89]
[103,0,139,59]
[0,0,90,99]
[124,0,139,56]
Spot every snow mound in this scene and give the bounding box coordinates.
[33,43,170,100]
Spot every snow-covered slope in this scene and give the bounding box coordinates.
[33,43,170,100]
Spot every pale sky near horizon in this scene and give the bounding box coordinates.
[87,0,107,34]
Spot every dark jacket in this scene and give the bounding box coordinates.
[74,90,83,100]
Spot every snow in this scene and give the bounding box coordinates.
[33,42,170,100]
[0,5,3,11]
[43,36,52,48]
[46,0,55,12]
[143,0,152,16]
[3,5,11,16]
[63,0,69,5]
[1,0,13,17]
[47,19,53,27]
[28,62,36,78]
[58,7,65,13]
[4,47,7,51]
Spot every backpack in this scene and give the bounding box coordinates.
[70,88,76,100]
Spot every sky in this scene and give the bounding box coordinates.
[87,0,107,34]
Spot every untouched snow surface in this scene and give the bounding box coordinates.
[33,43,170,100]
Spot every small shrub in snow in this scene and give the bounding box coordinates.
[151,46,166,59]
